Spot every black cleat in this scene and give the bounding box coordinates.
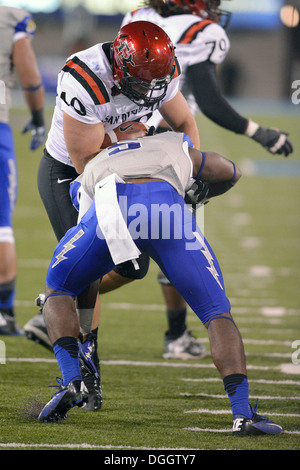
[79,334,103,411]
[24,293,52,351]
[24,312,52,351]
[38,377,88,422]
[232,401,282,436]
[0,310,23,336]
[163,329,206,360]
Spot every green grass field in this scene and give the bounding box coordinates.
[0,102,299,452]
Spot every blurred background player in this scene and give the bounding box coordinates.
[0,5,45,336]
[121,0,294,360]
[23,20,200,411]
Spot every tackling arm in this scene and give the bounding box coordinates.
[159,90,201,150]
[185,148,242,204]
[63,112,105,174]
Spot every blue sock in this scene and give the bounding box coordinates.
[223,374,252,418]
[53,336,82,386]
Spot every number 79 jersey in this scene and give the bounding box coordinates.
[122,8,230,71]
[121,8,230,125]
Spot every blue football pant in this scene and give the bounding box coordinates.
[46,181,231,325]
[0,123,17,228]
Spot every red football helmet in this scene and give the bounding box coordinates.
[165,0,232,28]
[111,21,176,107]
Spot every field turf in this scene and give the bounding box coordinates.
[0,102,299,452]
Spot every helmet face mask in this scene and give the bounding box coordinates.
[111,21,176,107]
[119,74,174,107]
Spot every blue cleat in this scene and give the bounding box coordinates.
[38,377,88,422]
[78,334,103,411]
[232,400,282,436]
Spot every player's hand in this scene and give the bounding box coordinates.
[22,121,46,151]
[147,125,156,136]
[251,126,293,157]
[185,180,210,205]
[102,121,148,148]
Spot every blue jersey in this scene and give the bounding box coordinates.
[0,123,17,228]
[46,179,230,325]
[0,6,35,231]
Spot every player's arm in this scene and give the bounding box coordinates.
[187,60,292,157]
[63,112,105,174]
[185,148,241,204]
[187,60,247,133]
[159,90,200,150]
[13,36,45,149]
[13,36,44,113]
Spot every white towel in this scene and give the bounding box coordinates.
[94,173,141,265]
[77,186,93,223]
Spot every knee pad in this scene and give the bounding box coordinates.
[113,252,150,280]
[0,227,14,243]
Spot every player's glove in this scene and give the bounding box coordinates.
[22,121,46,151]
[185,179,210,205]
[147,125,156,136]
[245,120,293,157]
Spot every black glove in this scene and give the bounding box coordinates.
[185,180,210,205]
[250,125,293,157]
[147,125,156,136]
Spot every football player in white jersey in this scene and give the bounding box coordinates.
[0,6,45,336]
[24,21,200,412]
[119,0,294,360]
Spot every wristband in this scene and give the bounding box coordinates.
[22,82,43,92]
[228,161,237,182]
[245,120,259,137]
[107,130,118,143]
[31,108,45,127]
[195,152,206,179]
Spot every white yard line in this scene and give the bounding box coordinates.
[14,298,300,319]
[180,392,300,400]
[180,378,300,386]
[0,442,201,450]
[184,408,300,418]
[5,357,282,371]
[183,427,300,435]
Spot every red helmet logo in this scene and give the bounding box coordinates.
[115,37,136,67]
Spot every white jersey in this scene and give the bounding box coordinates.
[0,6,36,123]
[46,42,180,166]
[78,132,194,200]
[122,8,230,123]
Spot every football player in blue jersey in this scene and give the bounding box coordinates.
[23,20,200,412]
[37,132,282,437]
[0,6,45,336]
